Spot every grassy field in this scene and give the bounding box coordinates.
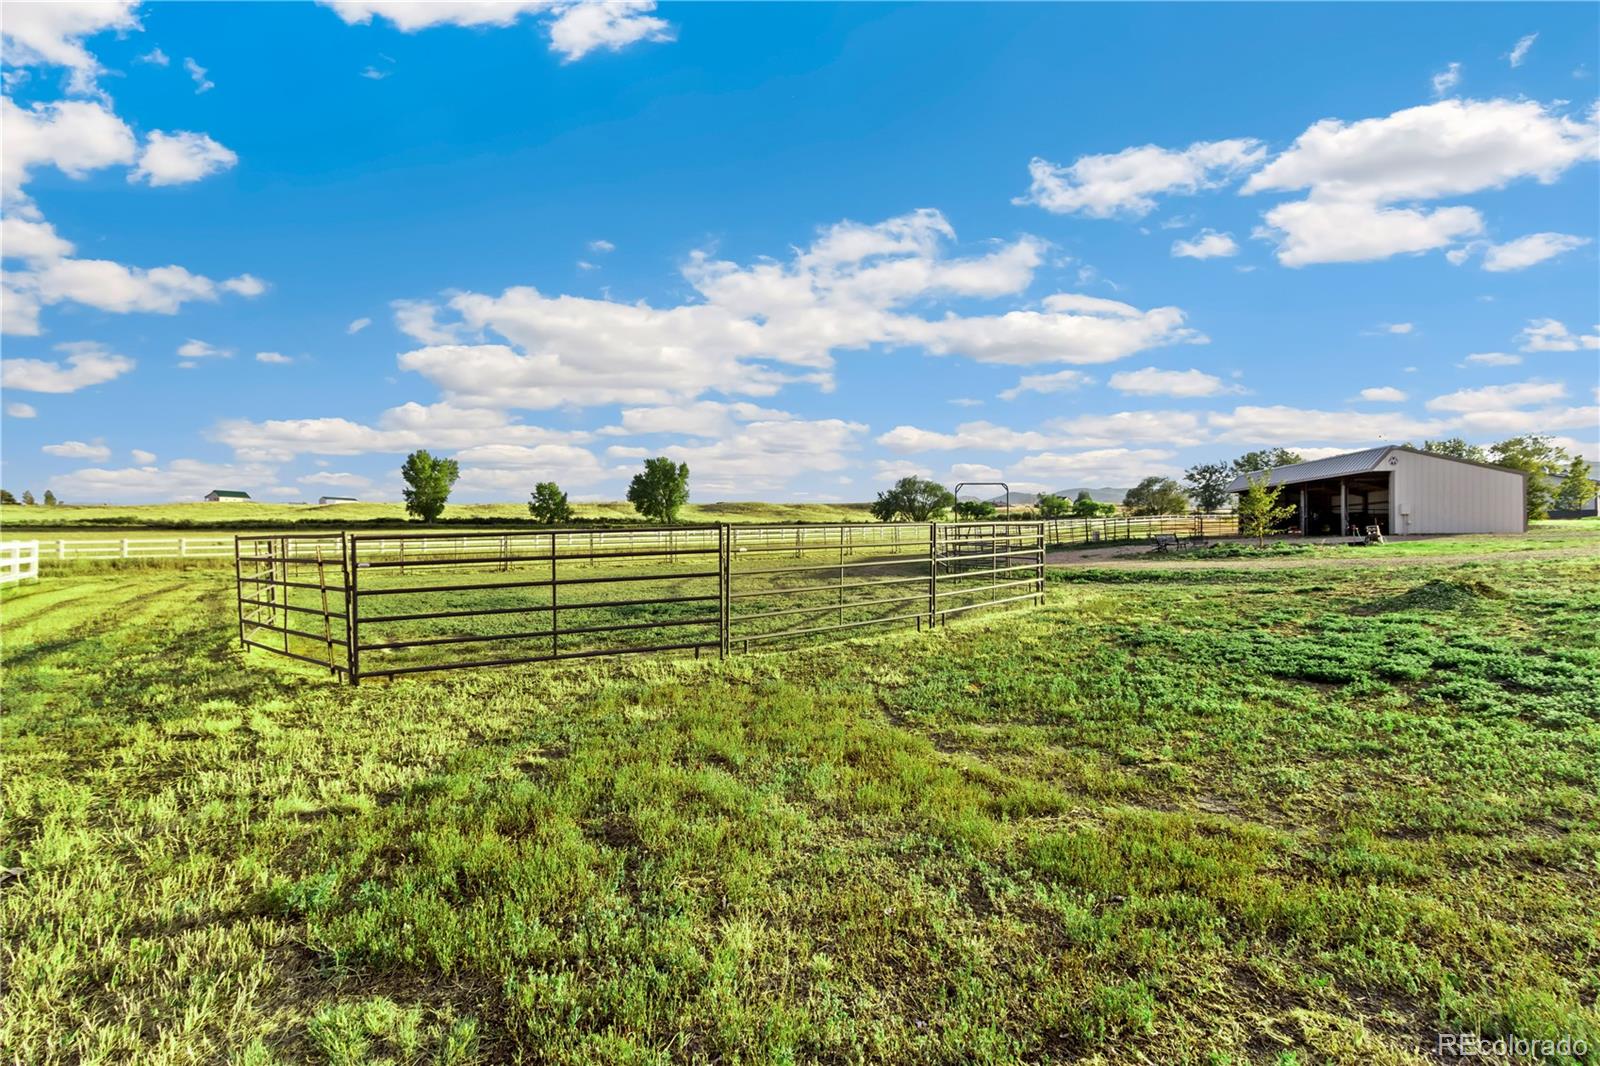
[0,500,878,533]
[3,538,1598,1063]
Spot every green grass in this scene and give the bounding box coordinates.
[3,546,1598,1063]
[0,500,877,533]
[1305,519,1600,557]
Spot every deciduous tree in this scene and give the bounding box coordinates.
[1036,493,1070,518]
[400,449,459,522]
[1554,456,1595,513]
[1489,435,1567,519]
[1122,477,1189,516]
[1184,461,1234,512]
[528,481,573,524]
[1238,475,1297,547]
[627,458,691,523]
[1422,438,1488,463]
[954,499,998,520]
[1232,448,1303,474]
[1071,491,1113,518]
[870,477,955,522]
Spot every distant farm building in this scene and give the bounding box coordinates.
[318,496,359,505]
[1226,446,1526,536]
[1546,468,1599,519]
[204,490,251,503]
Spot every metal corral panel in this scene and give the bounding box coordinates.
[1390,449,1526,534]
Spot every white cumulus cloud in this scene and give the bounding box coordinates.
[1171,229,1239,259]
[0,0,141,96]
[1018,139,1265,218]
[177,339,231,359]
[1108,366,1237,397]
[322,1,673,61]
[1244,98,1598,266]
[131,131,237,186]
[42,439,110,461]
[1508,33,1537,68]
[1,341,135,393]
[1,95,136,202]
[1431,62,1462,97]
[387,210,1202,411]
[1481,232,1590,272]
[1518,318,1600,351]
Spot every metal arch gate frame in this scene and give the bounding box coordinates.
[953,481,1012,515]
[234,521,1046,685]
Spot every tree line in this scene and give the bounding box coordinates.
[0,489,60,506]
[18,436,1586,526]
[399,450,693,524]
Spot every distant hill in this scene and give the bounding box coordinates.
[1053,487,1130,503]
[963,487,1131,507]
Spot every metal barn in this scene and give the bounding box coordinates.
[1226,445,1527,536]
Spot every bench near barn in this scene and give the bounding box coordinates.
[1150,533,1212,552]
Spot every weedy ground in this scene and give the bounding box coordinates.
[2,541,1597,1064]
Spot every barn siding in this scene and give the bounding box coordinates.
[1390,450,1525,535]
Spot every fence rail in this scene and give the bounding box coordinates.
[0,540,40,585]
[236,522,1045,683]
[29,514,1241,565]
[1042,514,1239,547]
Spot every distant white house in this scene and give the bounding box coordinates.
[318,496,359,505]
[1226,445,1526,536]
[204,489,251,502]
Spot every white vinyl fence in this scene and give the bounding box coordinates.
[38,536,237,561]
[31,514,1244,566]
[0,540,40,584]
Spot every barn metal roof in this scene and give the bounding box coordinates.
[1225,446,1392,492]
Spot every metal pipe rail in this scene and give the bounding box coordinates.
[235,521,1046,682]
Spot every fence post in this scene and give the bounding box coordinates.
[279,536,291,655]
[58,540,65,560]
[1036,523,1046,606]
[347,535,361,686]
[315,544,336,676]
[719,523,730,659]
[233,536,246,649]
[121,538,129,559]
[836,528,845,627]
[927,522,938,629]
[549,531,559,658]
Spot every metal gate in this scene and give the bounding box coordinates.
[726,520,1044,649]
[234,533,351,678]
[235,522,1045,683]
[344,525,724,682]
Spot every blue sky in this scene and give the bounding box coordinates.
[2,1,1597,504]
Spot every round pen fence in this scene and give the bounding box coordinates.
[234,522,1046,684]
